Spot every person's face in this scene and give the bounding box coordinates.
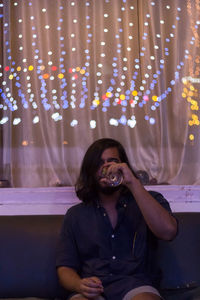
[96,147,122,194]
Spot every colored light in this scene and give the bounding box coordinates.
[0,0,199,146]
[43,73,49,79]
[152,95,158,101]
[58,73,64,79]
[28,65,34,71]
[132,90,138,96]
[106,92,112,98]
[189,134,194,140]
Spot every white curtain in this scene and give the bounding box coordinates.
[0,0,200,187]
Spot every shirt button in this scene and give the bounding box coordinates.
[111,234,115,238]
[124,204,127,207]
[103,213,106,216]
[112,256,116,260]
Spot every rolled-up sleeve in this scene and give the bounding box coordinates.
[149,190,178,236]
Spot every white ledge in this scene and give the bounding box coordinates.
[0,185,200,215]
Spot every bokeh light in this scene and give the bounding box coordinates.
[0,0,200,142]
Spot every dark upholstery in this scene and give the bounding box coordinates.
[157,213,200,299]
[0,213,200,299]
[0,215,66,299]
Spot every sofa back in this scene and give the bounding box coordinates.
[0,215,65,299]
[157,212,200,291]
[0,213,200,298]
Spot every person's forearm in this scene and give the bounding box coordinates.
[128,179,177,240]
[57,266,81,293]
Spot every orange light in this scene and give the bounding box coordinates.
[22,140,28,146]
[43,73,49,79]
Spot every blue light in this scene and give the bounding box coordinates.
[122,100,127,106]
[119,115,127,125]
[110,78,116,85]
[108,87,113,92]
[79,103,85,108]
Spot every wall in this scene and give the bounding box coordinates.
[0,185,200,215]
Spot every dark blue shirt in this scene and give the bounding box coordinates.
[56,191,173,300]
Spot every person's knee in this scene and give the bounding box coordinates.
[69,295,88,300]
[131,292,161,300]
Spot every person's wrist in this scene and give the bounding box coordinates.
[127,176,142,191]
[74,278,82,293]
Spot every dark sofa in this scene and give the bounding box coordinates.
[0,213,200,300]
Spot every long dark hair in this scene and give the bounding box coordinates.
[75,138,136,203]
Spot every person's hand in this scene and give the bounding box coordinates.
[78,276,104,299]
[100,162,138,187]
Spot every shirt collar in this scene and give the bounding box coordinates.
[95,193,128,209]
